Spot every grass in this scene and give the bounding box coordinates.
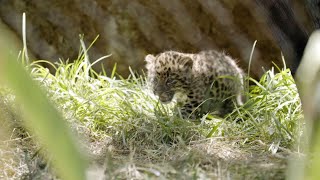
[228,66,303,148]
[0,37,304,179]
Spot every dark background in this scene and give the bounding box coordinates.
[1,0,318,78]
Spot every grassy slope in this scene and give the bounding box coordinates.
[0,50,303,179]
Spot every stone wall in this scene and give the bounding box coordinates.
[0,0,317,78]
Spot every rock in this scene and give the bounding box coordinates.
[0,0,317,78]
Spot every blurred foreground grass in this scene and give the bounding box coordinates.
[0,25,86,180]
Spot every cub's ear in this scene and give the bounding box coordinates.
[145,54,155,64]
[181,57,193,70]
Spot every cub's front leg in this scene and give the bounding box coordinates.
[179,89,205,120]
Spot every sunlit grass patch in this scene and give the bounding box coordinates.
[29,54,211,148]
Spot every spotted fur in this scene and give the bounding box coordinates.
[145,50,245,119]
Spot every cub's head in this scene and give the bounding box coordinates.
[145,51,193,103]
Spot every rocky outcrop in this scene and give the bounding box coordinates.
[0,0,317,77]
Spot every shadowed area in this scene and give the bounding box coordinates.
[0,0,317,78]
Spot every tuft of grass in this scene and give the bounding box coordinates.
[225,66,303,148]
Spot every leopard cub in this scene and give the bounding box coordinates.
[145,50,245,119]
